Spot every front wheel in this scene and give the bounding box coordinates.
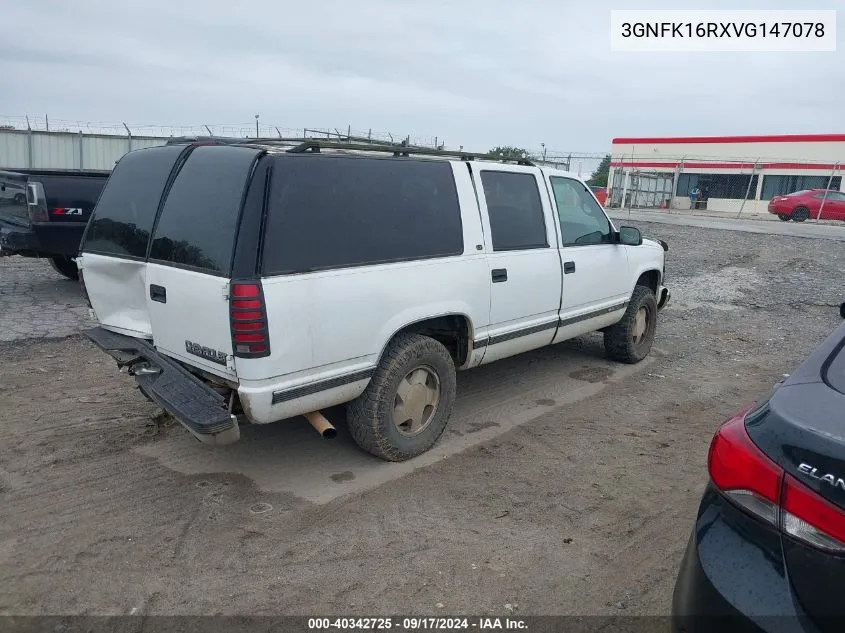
[777,214,791,222]
[48,256,79,280]
[347,333,456,462]
[792,206,809,222]
[604,285,658,364]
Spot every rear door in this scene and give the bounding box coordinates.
[80,145,187,338]
[471,164,562,364]
[145,145,261,379]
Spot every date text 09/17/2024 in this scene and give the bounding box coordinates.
[307,617,528,630]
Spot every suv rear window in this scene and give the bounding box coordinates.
[83,145,185,259]
[149,145,260,275]
[262,156,463,274]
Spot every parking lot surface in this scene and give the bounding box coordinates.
[1,222,843,617]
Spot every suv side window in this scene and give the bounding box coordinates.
[262,156,463,274]
[149,145,260,275]
[83,145,185,259]
[551,176,613,246]
[480,171,548,251]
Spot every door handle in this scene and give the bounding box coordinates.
[491,268,508,283]
[149,284,167,303]
[564,261,576,274]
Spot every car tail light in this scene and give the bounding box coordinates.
[230,282,270,358]
[708,409,845,553]
[25,181,49,222]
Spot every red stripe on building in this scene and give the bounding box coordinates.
[612,134,845,145]
[611,161,839,170]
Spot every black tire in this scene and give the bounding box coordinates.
[792,206,809,222]
[777,214,791,222]
[603,285,658,364]
[347,333,456,461]
[48,255,79,280]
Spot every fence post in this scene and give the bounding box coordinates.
[736,159,759,219]
[816,162,840,221]
[78,130,84,170]
[26,117,33,168]
[123,122,132,153]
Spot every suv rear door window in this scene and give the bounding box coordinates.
[480,171,548,251]
[149,145,260,275]
[83,145,185,259]
[262,156,463,274]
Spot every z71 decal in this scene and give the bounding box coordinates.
[52,207,84,216]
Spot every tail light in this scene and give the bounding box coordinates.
[25,181,49,222]
[229,282,270,358]
[709,409,845,553]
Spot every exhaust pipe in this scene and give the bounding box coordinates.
[304,411,337,439]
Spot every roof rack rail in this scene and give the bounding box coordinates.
[165,136,535,166]
[280,139,535,166]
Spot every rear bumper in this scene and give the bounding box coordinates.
[0,218,84,258]
[83,327,239,445]
[672,487,819,633]
[0,218,39,255]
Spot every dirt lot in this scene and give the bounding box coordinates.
[1,222,843,618]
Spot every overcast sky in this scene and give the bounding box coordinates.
[1,0,842,154]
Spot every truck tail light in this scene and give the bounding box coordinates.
[230,282,270,358]
[26,182,49,223]
[708,409,845,553]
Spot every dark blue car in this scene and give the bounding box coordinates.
[673,303,845,633]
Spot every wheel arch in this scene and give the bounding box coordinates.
[376,313,476,371]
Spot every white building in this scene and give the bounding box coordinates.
[608,134,845,214]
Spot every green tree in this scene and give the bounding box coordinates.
[488,146,529,160]
[586,154,611,187]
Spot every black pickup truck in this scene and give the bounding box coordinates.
[0,168,109,279]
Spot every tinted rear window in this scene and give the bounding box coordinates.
[149,145,259,275]
[83,145,185,259]
[262,156,463,274]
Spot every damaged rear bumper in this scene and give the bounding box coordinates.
[83,327,239,445]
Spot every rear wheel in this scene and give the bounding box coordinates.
[604,285,657,364]
[48,256,79,280]
[347,333,456,461]
[792,206,809,222]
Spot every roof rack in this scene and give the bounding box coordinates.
[277,139,535,165]
[165,136,535,166]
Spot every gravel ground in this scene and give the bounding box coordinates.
[0,222,843,619]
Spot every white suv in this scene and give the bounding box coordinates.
[79,140,669,461]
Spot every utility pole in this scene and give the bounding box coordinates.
[255,114,259,138]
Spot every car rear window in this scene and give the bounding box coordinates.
[83,145,185,259]
[149,145,260,275]
[261,155,463,275]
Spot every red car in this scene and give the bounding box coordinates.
[589,186,607,206]
[767,188,845,222]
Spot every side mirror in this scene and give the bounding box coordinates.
[618,226,642,246]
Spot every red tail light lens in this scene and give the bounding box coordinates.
[708,407,782,525]
[230,282,270,358]
[708,406,845,553]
